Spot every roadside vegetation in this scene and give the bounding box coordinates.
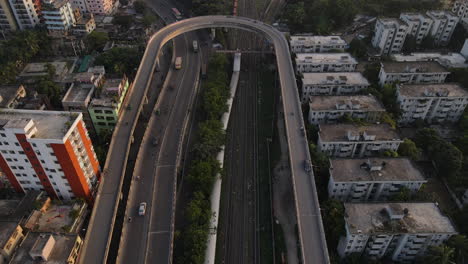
[0,29,51,84]
[95,47,144,77]
[174,54,229,264]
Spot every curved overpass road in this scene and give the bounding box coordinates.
[80,16,329,264]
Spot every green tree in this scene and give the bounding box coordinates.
[322,199,345,250]
[193,119,225,159]
[113,15,134,29]
[143,13,157,27]
[187,158,220,195]
[425,245,455,264]
[94,47,143,76]
[348,38,368,58]
[447,235,468,264]
[380,112,396,129]
[133,1,146,13]
[86,31,109,52]
[398,138,420,160]
[390,186,411,201]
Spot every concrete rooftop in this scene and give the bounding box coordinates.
[302,72,370,86]
[309,95,384,111]
[398,83,468,97]
[319,123,401,142]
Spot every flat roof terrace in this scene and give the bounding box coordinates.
[0,109,80,139]
[302,72,370,86]
[330,158,426,182]
[296,53,357,64]
[381,61,448,73]
[310,95,384,111]
[398,83,468,97]
[319,123,401,142]
[344,203,456,235]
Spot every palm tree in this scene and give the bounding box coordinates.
[447,235,468,264]
[426,245,455,264]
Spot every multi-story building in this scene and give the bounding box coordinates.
[295,53,357,73]
[73,13,95,35]
[289,35,347,53]
[62,83,95,132]
[0,221,24,262]
[0,109,100,202]
[0,85,26,109]
[453,0,468,25]
[84,0,113,14]
[378,61,450,87]
[42,0,76,33]
[399,13,433,44]
[88,76,129,134]
[308,95,385,124]
[0,0,18,31]
[328,158,426,202]
[301,72,370,100]
[392,52,468,68]
[337,203,457,261]
[10,232,83,264]
[70,0,87,12]
[396,83,468,124]
[317,124,402,158]
[426,10,459,46]
[8,0,40,30]
[371,18,408,56]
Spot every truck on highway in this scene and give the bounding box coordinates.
[192,40,198,53]
[175,57,182,70]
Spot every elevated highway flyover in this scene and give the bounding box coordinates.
[79,15,329,264]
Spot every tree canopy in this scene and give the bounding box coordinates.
[94,47,143,77]
[85,31,109,52]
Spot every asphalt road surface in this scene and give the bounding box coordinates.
[116,32,201,264]
[80,16,329,264]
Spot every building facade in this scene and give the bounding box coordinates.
[84,0,113,14]
[8,0,40,30]
[396,83,468,124]
[0,0,18,31]
[295,53,358,73]
[289,35,347,53]
[0,110,100,202]
[328,158,426,202]
[10,232,83,264]
[308,95,385,124]
[72,13,95,35]
[0,222,24,262]
[426,10,459,46]
[301,72,370,100]
[337,203,457,262]
[317,124,403,158]
[378,61,450,87]
[42,0,76,33]
[88,76,129,134]
[399,13,433,44]
[371,18,408,56]
[453,0,468,25]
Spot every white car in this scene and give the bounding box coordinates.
[138,202,147,216]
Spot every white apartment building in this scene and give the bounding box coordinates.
[453,0,468,25]
[0,109,100,202]
[426,10,459,46]
[317,124,402,158]
[397,83,468,124]
[8,0,40,30]
[338,203,457,262]
[371,18,408,56]
[42,0,76,33]
[392,52,468,68]
[70,0,88,12]
[328,158,426,202]
[308,95,385,124]
[301,72,370,100]
[295,53,357,73]
[289,35,347,53]
[399,13,433,44]
[378,61,450,87]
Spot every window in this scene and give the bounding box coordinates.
[6,158,12,162]
[46,144,51,148]
[19,151,24,154]
[9,151,14,154]
[14,143,19,146]
[98,122,106,126]
[0,133,5,137]
[32,143,37,147]
[96,116,104,120]
[18,166,24,170]
[11,166,17,169]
